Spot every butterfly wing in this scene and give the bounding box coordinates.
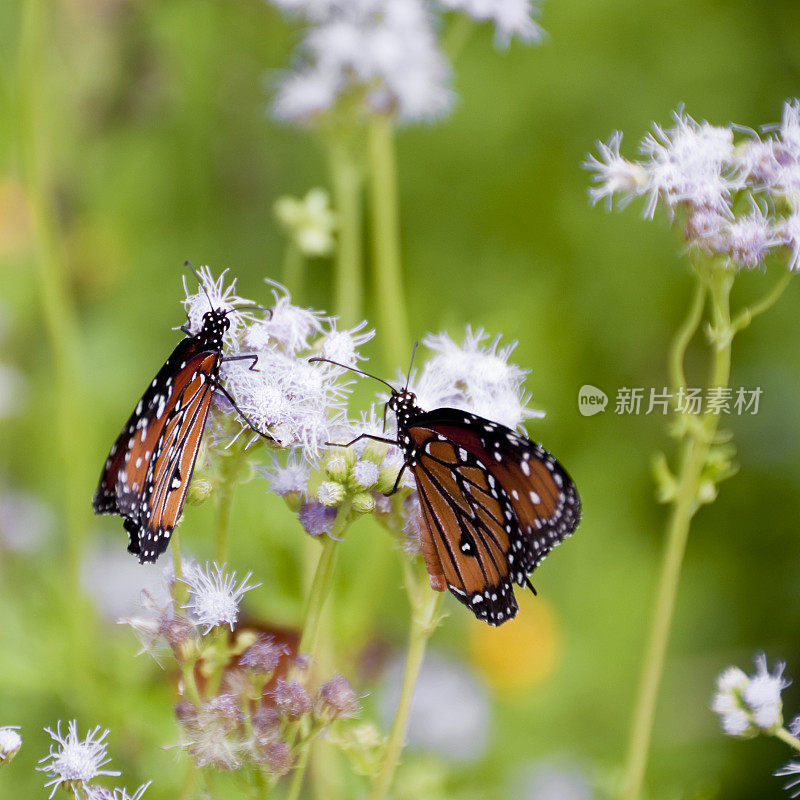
[133,358,216,561]
[407,408,580,626]
[410,430,520,624]
[92,336,204,516]
[92,337,219,562]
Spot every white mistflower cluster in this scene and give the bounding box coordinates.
[183,269,374,461]
[267,0,545,124]
[410,326,542,430]
[585,99,800,271]
[712,654,788,737]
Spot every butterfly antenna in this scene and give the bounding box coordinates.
[404,341,419,391]
[308,357,396,393]
[185,260,214,310]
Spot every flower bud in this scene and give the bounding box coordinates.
[240,634,288,675]
[317,675,359,721]
[159,615,195,661]
[205,695,244,732]
[351,460,379,491]
[376,463,403,495]
[351,492,375,515]
[174,701,199,729]
[252,706,281,749]
[324,447,355,483]
[262,741,293,775]
[0,726,21,765]
[317,481,346,507]
[271,679,312,720]
[186,477,213,506]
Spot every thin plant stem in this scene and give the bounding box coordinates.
[368,560,444,800]
[286,738,313,800]
[297,529,343,658]
[367,115,411,365]
[284,514,349,796]
[668,280,706,392]
[620,266,734,800]
[283,241,305,298]
[328,135,364,326]
[19,0,91,677]
[730,269,793,334]
[214,444,250,563]
[775,726,800,753]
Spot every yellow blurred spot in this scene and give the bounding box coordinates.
[468,591,561,694]
[0,178,33,258]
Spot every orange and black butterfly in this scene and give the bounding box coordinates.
[312,357,581,626]
[93,268,267,563]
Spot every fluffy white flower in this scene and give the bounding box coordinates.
[777,761,800,799]
[719,200,777,269]
[85,783,152,800]
[182,266,257,346]
[182,562,259,634]
[222,350,350,460]
[352,459,379,489]
[412,326,542,429]
[272,0,453,123]
[777,212,800,270]
[584,131,649,209]
[438,0,544,45]
[37,721,121,799]
[262,452,311,497]
[742,654,788,729]
[640,109,736,217]
[320,321,375,366]
[0,726,21,763]
[243,284,326,353]
[712,654,788,737]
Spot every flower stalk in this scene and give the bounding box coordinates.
[367,115,411,365]
[328,133,365,327]
[368,559,445,800]
[620,260,790,800]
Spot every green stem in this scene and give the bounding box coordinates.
[214,445,249,563]
[283,241,305,299]
[668,280,706,393]
[730,269,793,334]
[19,0,90,676]
[328,135,364,326]
[297,531,341,658]
[368,561,444,800]
[620,266,733,800]
[367,115,411,366]
[181,660,203,706]
[775,726,800,753]
[286,738,313,800]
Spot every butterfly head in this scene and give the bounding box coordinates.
[200,308,231,348]
[387,388,421,430]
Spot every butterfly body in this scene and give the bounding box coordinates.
[93,309,231,563]
[387,390,580,626]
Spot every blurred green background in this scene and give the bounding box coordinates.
[2,0,800,798]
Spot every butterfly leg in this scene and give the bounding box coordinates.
[222,353,260,372]
[385,464,408,496]
[214,383,275,442]
[327,433,399,449]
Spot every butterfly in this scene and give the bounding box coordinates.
[93,267,268,563]
[311,357,581,626]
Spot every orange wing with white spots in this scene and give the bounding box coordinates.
[405,408,580,626]
[92,336,220,563]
